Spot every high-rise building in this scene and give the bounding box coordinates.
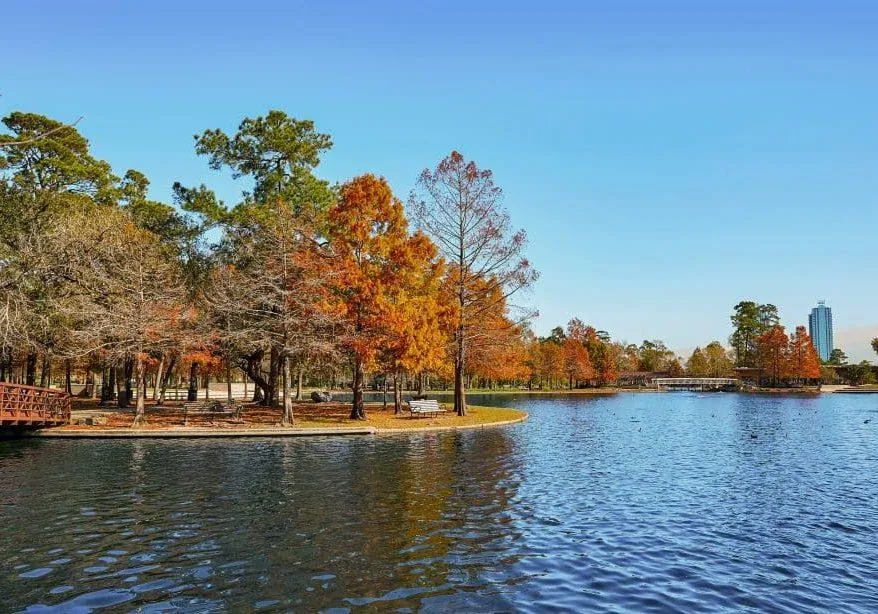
[808,301,833,362]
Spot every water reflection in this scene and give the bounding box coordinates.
[2,393,878,611]
[1,428,523,611]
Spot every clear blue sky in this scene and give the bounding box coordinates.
[5,1,878,359]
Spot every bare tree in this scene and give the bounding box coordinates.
[52,209,187,425]
[203,205,339,425]
[410,151,537,415]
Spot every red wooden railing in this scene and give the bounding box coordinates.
[0,383,71,426]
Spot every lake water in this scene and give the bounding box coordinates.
[2,392,878,612]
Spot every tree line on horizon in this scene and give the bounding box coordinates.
[0,109,537,423]
[530,300,829,389]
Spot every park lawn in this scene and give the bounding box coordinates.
[334,404,526,430]
[59,399,525,431]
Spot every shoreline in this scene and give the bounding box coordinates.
[420,387,835,395]
[20,405,528,439]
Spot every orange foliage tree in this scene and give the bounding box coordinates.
[329,174,441,420]
[180,348,223,400]
[562,337,593,389]
[445,270,530,388]
[379,255,449,413]
[788,325,821,383]
[582,327,617,386]
[756,325,790,386]
[666,358,685,377]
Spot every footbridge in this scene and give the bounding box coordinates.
[0,383,71,427]
[654,377,740,391]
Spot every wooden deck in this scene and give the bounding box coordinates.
[0,383,71,427]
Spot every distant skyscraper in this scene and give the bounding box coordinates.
[808,301,833,362]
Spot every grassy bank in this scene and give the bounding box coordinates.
[46,399,526,434]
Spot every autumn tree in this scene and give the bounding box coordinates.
[379,247,448,413]
[756,325,789,386]
[565,318,589,343]
[330,174,440,420]
[600,343,621,385]
[579,327,616,386]
[411,151,537,415]
[666,358,685,377]
[472,327,530,386]
[618,343,641,373]
[446,271,529,389]
[686,347,709,376]
[561,338,593,389]
[534,339,564,389]
[703,341,734,377]
[787,326,821,384]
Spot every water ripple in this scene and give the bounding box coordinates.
[2,392,878,611]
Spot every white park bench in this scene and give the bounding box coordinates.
[406,399,446,418]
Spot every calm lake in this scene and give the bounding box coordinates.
[2,392,877,612]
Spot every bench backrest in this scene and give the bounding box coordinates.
[409,399,440,411]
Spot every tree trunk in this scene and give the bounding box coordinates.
[350,358,366,420]
[25,353,37,387]
[65,359,72,394]
[101,366,116,405]
[417,372,425,396]
[296,365,303,401]
[393,370,402,415]
[226,364,233,402]
[241,352,273,406]
[188,362,199,401]
[454,354,466,416]
[158,355,175,406]
[282,355,293,425]
[263,346,280,406]
[119,357,133,408]
[153,357,165,401]
[241,352,273,405]
[116,368,124,404]
[133,354,147,426]
[454,301,467,414]
[39,354,51,388]
[82,369,95,398]
[383,375,388,410]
